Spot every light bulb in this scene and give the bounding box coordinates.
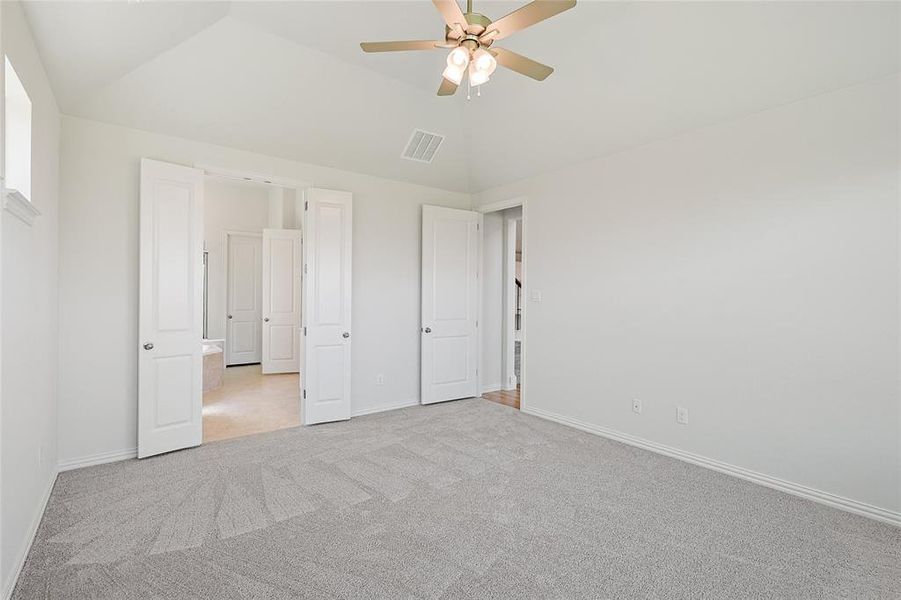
[468,62,489,87]
[471,48,497,76]
[446,46,470,69]
[443,64,465,85]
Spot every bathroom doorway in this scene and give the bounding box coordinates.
[200,173,304,443]
[139,159,352,458]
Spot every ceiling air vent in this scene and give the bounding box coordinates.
[402,129,444,164]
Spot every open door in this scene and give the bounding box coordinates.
[421,205,480,405]
[262,228,302,374]
[138,159,204,458]
[301,189,352,425]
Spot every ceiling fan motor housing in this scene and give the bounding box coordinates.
[446,12,495,48]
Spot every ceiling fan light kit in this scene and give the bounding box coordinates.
[443,63,465,85]
[468,63,489,87]
[360,0,577,97]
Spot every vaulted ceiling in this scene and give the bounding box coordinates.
[22,1,900,193]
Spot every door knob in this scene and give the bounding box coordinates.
[143,342,154,350]
[227,314,233,319]
[423,327,432,334]
[264,317,270,322]
[342,332,350,339]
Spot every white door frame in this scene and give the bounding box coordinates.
[503,216,518,390]
[477,197,528,411]
[221,230,263,365]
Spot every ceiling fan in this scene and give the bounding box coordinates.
[360,0,576,96]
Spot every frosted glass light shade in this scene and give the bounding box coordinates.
[443,64,465,85]
[447,46,470,68]
[468,63,489,86]
[471,48,497,76]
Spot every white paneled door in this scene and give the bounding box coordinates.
[226,233,262,366]
[138,159,204,458]
[421,205,481,405]
[262,228,302,374]
[301,189,352,425]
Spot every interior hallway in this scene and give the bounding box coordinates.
[202,365,300,443]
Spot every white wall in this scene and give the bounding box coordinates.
[0,1,60,595]
[57,116,470,465]
[474,75,901,515]
[203,178,270,342]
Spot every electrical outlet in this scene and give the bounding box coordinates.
[677,406,689,425]
[632,398,642,414]
[530,289,542,302]
[375,374,385,385]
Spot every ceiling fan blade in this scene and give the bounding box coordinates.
[360,40,444,53]
[483,0,576,41]
[432,0,467,31]
[438,77,459,96]
[491,47,554,80]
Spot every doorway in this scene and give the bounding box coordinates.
[479,200,525,410]
[138,159,355,458]
[201,175,303,443]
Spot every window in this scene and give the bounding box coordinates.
[4,55,32,202]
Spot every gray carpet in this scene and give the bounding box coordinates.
[13,399,901,599]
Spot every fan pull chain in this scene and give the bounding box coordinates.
[467,77,471,101]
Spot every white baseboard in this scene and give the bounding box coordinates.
[352,399,419,417]
[481,384,502,394]
[58,447,137,472]
[522,406,901,528]
[3,470,57,600]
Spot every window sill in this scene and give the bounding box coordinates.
[3,187,40,227]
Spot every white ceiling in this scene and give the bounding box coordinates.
[21,1,900,193]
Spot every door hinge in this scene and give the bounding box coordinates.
[475,320,479,327]
[476,223,480,231]
[304,263,308,274]
[303,389,306,399]
[304,200,309,211]
[303,326,307,336]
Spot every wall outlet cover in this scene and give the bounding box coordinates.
[677,406,689,425]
